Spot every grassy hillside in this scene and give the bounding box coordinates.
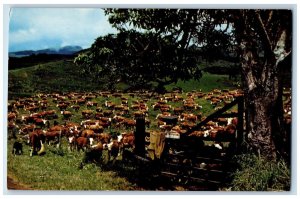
[8,59,239,99]
[8,60,102,99]
[166,73,239,92]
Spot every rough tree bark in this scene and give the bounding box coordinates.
[235,10,291,161]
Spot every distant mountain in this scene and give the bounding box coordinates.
[9,45,83,57]
[58,46,83,54]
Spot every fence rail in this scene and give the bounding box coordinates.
[133,96,245,187]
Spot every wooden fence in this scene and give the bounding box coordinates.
[132,96,245,188]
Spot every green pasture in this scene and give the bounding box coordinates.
[7,59,289,191]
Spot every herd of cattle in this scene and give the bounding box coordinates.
[7,88,292,164]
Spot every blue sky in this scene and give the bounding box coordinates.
[9,8,117,52]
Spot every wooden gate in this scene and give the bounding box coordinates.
[133,96,245,189]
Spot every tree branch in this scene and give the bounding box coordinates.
[265,10,273,28]
[254,10,273,56]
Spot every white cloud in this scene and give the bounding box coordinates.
[9,8,117,51]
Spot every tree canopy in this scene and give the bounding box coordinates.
[74,9,235,91]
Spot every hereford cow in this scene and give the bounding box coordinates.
[28,129,46,156]
[98,132,111,144]
[79,142,104,169]
[45,131,61,146]
[75,136,93,152]
[106,139,121,162]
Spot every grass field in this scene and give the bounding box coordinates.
[7,139,141,190]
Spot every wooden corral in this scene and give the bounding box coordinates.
[131,97,245,188]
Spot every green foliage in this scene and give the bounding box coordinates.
[75,30,202,91]
[230,154,291,191]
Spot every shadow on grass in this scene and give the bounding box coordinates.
[98,151,219,191]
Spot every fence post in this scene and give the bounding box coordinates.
[236,97,244,152]
[134,116,146,157]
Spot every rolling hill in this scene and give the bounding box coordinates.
[8,58,239,100]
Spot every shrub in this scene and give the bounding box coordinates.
[230,154,290,191]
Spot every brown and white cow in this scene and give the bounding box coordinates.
[28,129,46,156]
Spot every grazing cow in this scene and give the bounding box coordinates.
[8,112,17,122]
[230,117,238,126]
[40,110,58,120]
[76,98,86,105]
[28,129,46,156]
[25,106,40,113]
[65,122,81,131]
[75,137,90,152]
[67,135,76,151]
[79,142,104,168]
[113,115,126,125]
[19,124,36,135]
[224,124,236,139]
[86,101,97,107]
[81,129,95,139]
[82,110,93,119]
[12,141,23,155]
[180,113,198,122]
[106,139,121,162]
[71,105,80,112]
[105,101,115,109]
[45,131,61,146]
[173,107,184,115]
[103,110,113,117]
[122,119,136,129]
[98,132,111,144]
[61,111,72,120]
[180,121,196,130]
[34,117,47,128]
[56,103,68,111]
[121,132,135,149]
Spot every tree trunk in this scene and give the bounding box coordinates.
[241,46,287,161]
[234,10,292,162]
[246,90,277,160]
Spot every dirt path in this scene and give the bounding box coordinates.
[7,175,32,190]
